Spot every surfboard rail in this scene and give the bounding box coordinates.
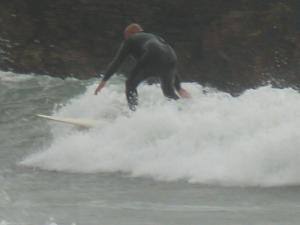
[36,114,97,128]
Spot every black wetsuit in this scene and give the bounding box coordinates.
[103,32,182,110]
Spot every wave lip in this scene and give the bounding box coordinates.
[21,84,300,187]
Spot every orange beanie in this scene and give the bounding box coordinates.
[124,23,144,39]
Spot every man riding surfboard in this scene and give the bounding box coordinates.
[95,23,191,110]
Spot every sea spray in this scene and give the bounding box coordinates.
[20,81,300,187]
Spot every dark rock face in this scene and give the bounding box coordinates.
[0,0,299,93]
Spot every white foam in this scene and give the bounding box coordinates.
[0,71,34,82]
[21,82,300,187]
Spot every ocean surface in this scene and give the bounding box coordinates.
[1,70,300,225]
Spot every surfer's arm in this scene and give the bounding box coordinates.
[95,41,129,95]
[103,41,129,81]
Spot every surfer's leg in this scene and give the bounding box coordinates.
[125,51,154,111]
[160,69,179,100]
[125,66,147,111]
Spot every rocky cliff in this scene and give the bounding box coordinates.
[0,0,299,93]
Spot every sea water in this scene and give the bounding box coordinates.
[1,71,300,225]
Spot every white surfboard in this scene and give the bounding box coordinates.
[36,114,98,128]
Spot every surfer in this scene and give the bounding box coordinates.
[94,23,191,111]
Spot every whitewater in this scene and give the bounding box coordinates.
[1,70,300,225]
[17,72,300,187]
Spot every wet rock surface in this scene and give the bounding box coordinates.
[0,0,299,93]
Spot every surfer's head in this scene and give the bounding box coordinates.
[124,23,144,39]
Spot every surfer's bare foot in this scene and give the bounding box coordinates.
[178,88,191,99]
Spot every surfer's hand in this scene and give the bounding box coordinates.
[178,88,191,99]
[94,81,106,95]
